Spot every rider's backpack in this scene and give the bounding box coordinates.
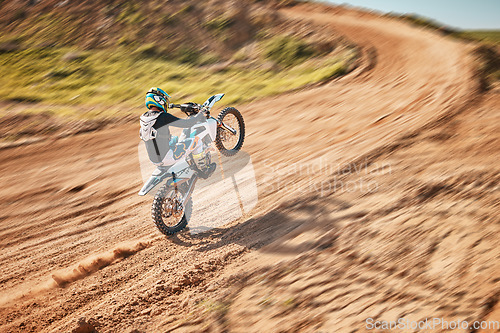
[140,111,170,163]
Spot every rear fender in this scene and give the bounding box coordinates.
[138,167,169,196]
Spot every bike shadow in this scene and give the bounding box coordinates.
[169,196,363,256]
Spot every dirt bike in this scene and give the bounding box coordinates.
[138,93,245,235]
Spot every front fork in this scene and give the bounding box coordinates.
[171,171,198,207]
[212,116,236,135]
[182,175,198,204]
[219,120,237,135]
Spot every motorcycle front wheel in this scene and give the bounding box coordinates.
[151,183,192,235]
[215,107,245,156]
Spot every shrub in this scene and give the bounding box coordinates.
[6,95,42,103]
[176,46,201,64]
[398,14,457,34]
[473,44,500,90]
[161,5,193,26]
[118,35,133,46]
[453,30,500,45]
[161,13,178,26]
[0,36,23,54]
[0,42,21,54]
[204,16,233,32]
[47,68,77,78]
[264,35,315,66]
[134,43,159,59]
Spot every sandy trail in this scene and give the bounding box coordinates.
[1,3,498,332]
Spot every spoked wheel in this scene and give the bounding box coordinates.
[152,183,192,235]
[215,107,245,156]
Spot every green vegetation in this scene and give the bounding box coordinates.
[0,45,357,119]
[385,12,457,34]
[264,35,316,67]
[204,16,233,32]
[175,46,202,64]
[397,14,446,31]
[453,30,500,45]
[198,299,230,314]
[161,5,194,26]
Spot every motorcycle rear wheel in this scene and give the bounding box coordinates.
[152,183,192,235]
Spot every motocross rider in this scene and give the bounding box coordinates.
[142,87,211,174]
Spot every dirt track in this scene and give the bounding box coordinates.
[1,3,499,332]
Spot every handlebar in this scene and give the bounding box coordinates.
[168,103,201,111]
[169,102,210,119]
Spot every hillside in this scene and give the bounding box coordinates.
[1,0,294,53]
[0,0,358,120]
